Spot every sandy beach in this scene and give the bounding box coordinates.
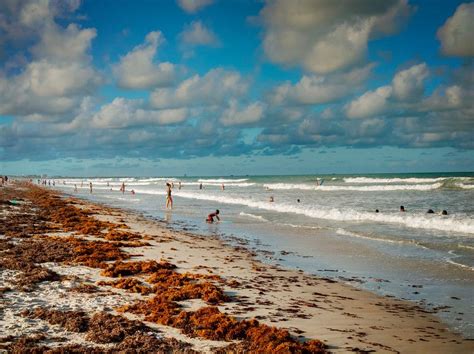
[1,182,473,353]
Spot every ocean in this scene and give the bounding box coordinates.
[51,172,474,337]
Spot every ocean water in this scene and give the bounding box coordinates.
[51,173,474,337]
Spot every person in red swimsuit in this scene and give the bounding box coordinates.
[206,209,220,223]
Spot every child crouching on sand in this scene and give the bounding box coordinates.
[206,210,220,223]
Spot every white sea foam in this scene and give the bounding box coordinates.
[165,190,474,234]
[445,258,474,271]
[457,184,474,190]
[264,183,443,191]
[343,177,447,184]
[239,212,268,222]
[181,182,255,187]
[344,177,473,184]
[197,178,249,183]
[335,228,427,248]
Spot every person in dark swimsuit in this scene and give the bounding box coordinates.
[206,209,220,223]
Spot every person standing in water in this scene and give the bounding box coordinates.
[221,183,225,191]
[74,184,78,192]
[199,182,203,190]
[166,183,173,209]
[89,182,93,194]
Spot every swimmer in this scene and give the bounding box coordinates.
[427,209,434,214]
[178,181,182,190]
[131,189,135,195]
[89,182,93,194]
[375,209,379,213]
[441,210,448,215]
[269,196,274,202]
[400,205,405,212]
[166,183,173,209]
[297,199,300,203]
[74,184,78,192]
[221,183,225,191]
[206,209,220,223]
[120,182,125,194]
[199,183,203,190]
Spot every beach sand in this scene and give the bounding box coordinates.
[1,182,473,353]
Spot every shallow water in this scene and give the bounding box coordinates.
[51,172,474,337]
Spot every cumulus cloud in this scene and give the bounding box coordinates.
[0,9,101,118]
[32,23,96,62]
[270,64,374,105]
[150,68,248,109]
[392,63,429,101]
[259,0,412,73]
[437,3,474,57]
[220,100,265,126]
[91,98,188,128]
[346,86,393,119]
[180,21,218,47]
[113,31,176,90]
[177,0,213,13]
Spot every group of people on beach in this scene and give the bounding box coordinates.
[164,182,220,223]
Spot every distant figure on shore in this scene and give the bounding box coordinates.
[131,189,135,195]
[178,182,182,190]
[206,209,220,223]
[427,209,434,214]
[400,206,405,212]
[375,209,379,213]
[221,183,225,191]
[199,183,203,190]
[441,210,448,215]
[166,183,173,209]
[269,196,274,202]
[120,182,125,194]
[74,184,78,192]
[89,182,93,193]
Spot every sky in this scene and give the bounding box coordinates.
[0,0,473,177]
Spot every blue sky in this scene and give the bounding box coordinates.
[0,0,473,176]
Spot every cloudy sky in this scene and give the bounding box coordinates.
[0,0,473,177]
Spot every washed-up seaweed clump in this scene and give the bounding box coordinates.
[97,278,153,295]
[100,260,176,277]
[18,308,195,352]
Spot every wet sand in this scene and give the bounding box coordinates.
[1,182,473,353]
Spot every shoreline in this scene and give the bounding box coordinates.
[1,183,473,353]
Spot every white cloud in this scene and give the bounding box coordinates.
[346,85,392,119]
[150,68,248,109]
[220,100,265,126]
[392,63,429,101]
[0,17,100,117]
[259,0,412,73]
[91,98,188,128]
[180,21,218,47]
[177,0,213,13]
[271,64,374,105]
[113,31,176,90]
[437,3,474,57]
[32,23,96,62]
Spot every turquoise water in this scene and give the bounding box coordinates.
[51,172,474,337]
